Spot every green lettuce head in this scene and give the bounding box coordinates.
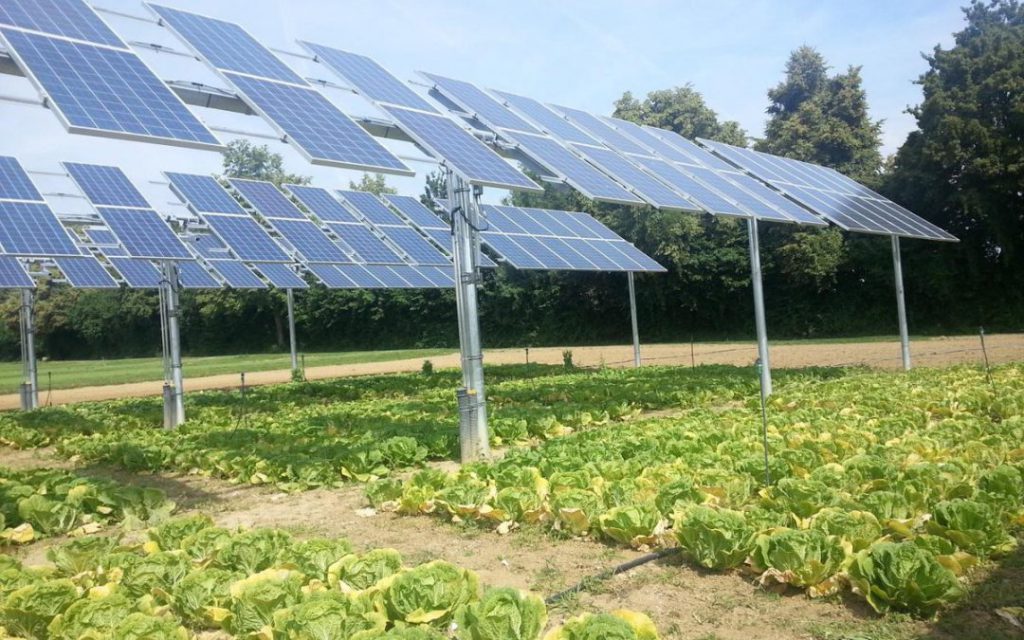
[383,560,480,626]
[674,506,755,569]
[847,541,963,616]
[455,587,547,640]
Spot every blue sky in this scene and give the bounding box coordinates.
[0,0,967,209]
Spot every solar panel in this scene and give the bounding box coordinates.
[641,127,737,172]
[255,263,307,289]
[509,132,644,205]
[382,105,541,192]
[0,201,80,256]
[420,266,455,287]
[284,185,361,223]
[189,233,231,259]
[0,29,220,149]
[147,4,304,84]
[336,190,404,225]
[600,117,695,164]
[0,156,42,201]
[569,144,698,211]
[0,0,125,47]
[206,259,266,289]
[63,163,149,208]
[698,139,957,241]
[0,256,34,288]
[165,173,245,214]
[364,265,413,288]
[54,256,117,288]
[269,218,352,263]
[86,228,121,247]
[480,233,544,269]
[719,172,825,225]
[492,90,599,145]
[202,213,292,262]
[336,264,386,288]
[551,105,650,155]
[177,260,221,289]
[108,257,162,288]
[298,43,438,112]
[228,179,306,220]
[325,223,403,264]
[383,195,445,230]
[306,263,357,288]
[420,72,540,133]
[96,207,194,260]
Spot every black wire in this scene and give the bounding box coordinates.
[545,548,681,605]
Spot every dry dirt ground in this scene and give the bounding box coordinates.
[1,334,1020,411]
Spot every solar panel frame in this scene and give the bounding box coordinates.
[0,256,35,288]
[108,257,162,288]
[420,72,541,133]
[569,144,700,211]
[95,207,194,260]
[0,0,126,47]
[254,262,307,289]
[0,29,221,150]
[63,162,150,208]
[54,256,118,288]
[0,155,43,201]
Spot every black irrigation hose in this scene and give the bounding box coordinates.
[544,547,681,605]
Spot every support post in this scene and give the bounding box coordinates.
[891,235,911,371]
[19,289,38,410]
[627,272,641,367]
[162,262,185,427]
[447,170,490,461]
[747,218,772,397]
[286,288,299,378]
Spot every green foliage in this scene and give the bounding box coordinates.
[221,139,310,186]
[613,86,746,145]
[421,359,434,376]
[751,528,845,590]
[0,579,79,639]
[847,541,964,616]
[382,560,479,626]
[543,610,659,640]
[349,173,397,196]
[674,506,756,569]
[455,588,547,640]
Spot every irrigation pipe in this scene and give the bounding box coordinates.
[544,547,681,605]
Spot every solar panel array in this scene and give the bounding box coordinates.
[108,257,162,288]
[54,256,118,288]
[297,42,540,193]
[336,190,452,267]
[0,0,219,149]
[147,4,410,175]
[383,194,498,269]
[697,139,958,241]
[0,256,35,288]
[0,156,80,259]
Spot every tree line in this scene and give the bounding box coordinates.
[1,0,1019,360]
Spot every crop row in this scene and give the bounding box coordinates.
[371,364,1024,616]
[0,515,660,639]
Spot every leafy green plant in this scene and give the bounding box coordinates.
[751,528,845,593]
[674,506,755,569]
[455,587,547,640]
[383,560,480,626]
[847,541,963,616]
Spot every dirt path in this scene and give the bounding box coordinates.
[2,334,1020,410]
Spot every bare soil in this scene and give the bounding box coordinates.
[1,334,1020,410]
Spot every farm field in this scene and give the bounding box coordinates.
[1,361,1022,639]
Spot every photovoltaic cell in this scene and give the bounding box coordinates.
[722,172,824,225]
[63,163,149,208]
[509,132,643,205]
[0,0,125,47]
[269,218,351,263]
[0,201,80,256]
[628,155,744,216]
[0,29,220,149]
[207,259,266,288]
[336,190,404,225]
[189,233,230,259]
[551,104,650,155]
[600,116,695,164]
[228,179,306,219]
[96,207,193,259]
[481,233,544,269]
[325,223,402,264]
[298,43,437,112]
[363,265,412,288]
[492,90,598,145]
[177,260,220,289]
[165,173,246,214]
[421,72,539,133]
[380,226,450,266]
[0,256,34,288]
[284,185,360,223]
[307,264,356,288]
[335,264,385,288]
[55,256,117,288]
[382,105,541,192]
[383,195,445,230]
[570,144,698,211]
[0,155,42,201]
[421,266,455,286]
[255,263,307,289]
[643,128,736,172]
[202,214,291,262]
[108,257,162,288]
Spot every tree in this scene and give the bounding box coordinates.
[349,173,395,195]
[613,86,748,145]
[221,140,310,186]
[759,46,884,184]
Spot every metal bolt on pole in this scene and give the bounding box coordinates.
[891,235,911,371]
[747,218,772,397]
[628,272,641,367]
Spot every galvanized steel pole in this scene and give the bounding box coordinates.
[286,288,299,376]
[19,289,38,410]
[892,235,911,371]
[628,272,641,367]
[163,262,185,426]
[747,218,772,396]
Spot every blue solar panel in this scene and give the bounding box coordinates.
[495,206,554,236]
[270,218,351,263]
[363,265,413,288]
[421,72,539,132]
[481,233,544,269]
[562,238,619,270]
[630,156,745,216]
[0,201,80,256]
[0,256,34,288]
[600,117,695,164]
[336,264,385,288]
[682,166,794,223]
[96,207,193,260]
[108,257,162,288]
[607,241,666,272]
[382,105,541,192]
[336,190,404,225]
[379,226,450,266]
[166,173,245,214]
[384,195,446,230]
[306,264,356,288]
[284,185,360,223]
[86,228,120,246]
[551,105,650,155]
[0,0,125,48]
[421,266,455,286]
[396,265,439,288]
[510,235,574,269]
[1,29,220,149]
[480,205,527,233]
[64,163,150,208]
[325,222,402,264]
[206,259,266,288]
[570,144,698,211]
[177,260,221,289]
[203,214,291,262]
[649,130,736,172]
[190,233,230,259]
[55,256,118,288]
[0,156,42,201]
[229,179,306,219]
[492,90,598,145]
[255,263,307,289]
[298,43,437,112]
[147,4,304,84]
[563,212,623,241]
[509,132,643,205]
[223,73,410,173]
